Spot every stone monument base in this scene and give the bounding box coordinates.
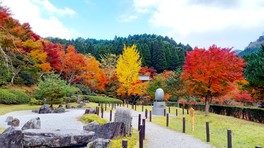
[152,101,166,115]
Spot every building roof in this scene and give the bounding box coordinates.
[139,75,150,81]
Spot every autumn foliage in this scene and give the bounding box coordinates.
[181,45,246,115]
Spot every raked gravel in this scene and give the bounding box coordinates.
[0,107,214,148]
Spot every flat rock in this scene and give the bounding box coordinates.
[0,127,23,148]
[87,138,110,148]
[83,121,99,131]
[22,129,94,147]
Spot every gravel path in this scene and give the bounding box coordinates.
[102,108,214,148]
[0,109,85,130]
[0,108,214,148]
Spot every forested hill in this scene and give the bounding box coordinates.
[238,35,264,56]
[48,34,192,72]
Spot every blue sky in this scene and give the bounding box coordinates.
[3,0,264,50]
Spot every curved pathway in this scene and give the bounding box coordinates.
[102,108,214,148]
[0,107,214,148]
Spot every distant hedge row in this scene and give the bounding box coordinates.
[174,103,264,123]
[86,95,122,104]
[0,89,30,104]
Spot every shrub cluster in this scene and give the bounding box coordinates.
[80,114,108,125]
[179,103,264,123]
[0,89,30,104]
[87,95,122,104]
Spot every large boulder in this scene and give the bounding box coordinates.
[83,121,99,131]
[39,104,52,114]
[5,116,13,122]
[84,107,96,114]
[0,127,23,148]
[87,138,110,148]
[77,102,86,108]
[22,117,41,130]
[8,118,20,127]
[22,129,94,147]
[55,105,65,113]
[94,122,125,139]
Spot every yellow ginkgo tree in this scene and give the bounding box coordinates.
[116,44,141,99]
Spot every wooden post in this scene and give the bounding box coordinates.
[166,113,169,127]
[149,111,152,122]
[139,125,143,148]
[206,122,210,142]
[138,114,141,131]
[227,130,232,148]
[164,109,166,116]
[145,109,148,119]
[127,103,128,108]
[135,104,137,111]
[142,119,146,140]
[105,103,107,111]
[190,107,194,131]
[110,110,112,121]
[122,139,128,148]
[169,106,171,113]
[101,107,104,118]
[183,117,186,133]
[176,109,178,116]
[96,107,99,116]
[142,105,144,112]
[132,105,134,110]
[187,108,189,114]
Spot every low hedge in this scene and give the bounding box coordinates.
[0,89,30,104]
[80,114,108,125]
[177,103,264,123]
[87,95,122,104]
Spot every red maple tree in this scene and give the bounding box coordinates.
[181,45,246,115]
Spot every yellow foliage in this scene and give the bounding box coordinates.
[116,44,141,96]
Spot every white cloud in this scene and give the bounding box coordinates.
[133,0,264,36]
[119,15,138,22]
[2,0,77,39]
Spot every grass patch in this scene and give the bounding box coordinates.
[109,129,139,148]
[87,95,122,104]
[0,104,40,115]
[151,107,264,148]
[80,114,108,125]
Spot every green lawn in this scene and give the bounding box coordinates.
[123,104,264,148]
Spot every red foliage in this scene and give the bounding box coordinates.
[178,98,187,105]
[234,90,253,103]
[181,45,246,98]
[139,66,157,78]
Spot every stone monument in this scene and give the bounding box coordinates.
[152,88,166,115]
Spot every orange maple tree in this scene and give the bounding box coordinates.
[181,45,246,115]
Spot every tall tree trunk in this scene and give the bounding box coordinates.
[205,94,211,116]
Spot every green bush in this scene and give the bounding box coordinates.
[45,98,63,105]
[181,103,264,123]
[29,98,44,105]
[87,95,122,104]
[0,89,30,104]
[63,96,78,103]
[80,114,108,125]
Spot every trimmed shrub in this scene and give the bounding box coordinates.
[0,89,30,104]
[80,114,108,125]
[63,96,78,103]
[87,95,122,104]
[180,103,264,123]
[29,98,44,105]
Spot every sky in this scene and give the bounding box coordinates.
[2,0,264,50]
